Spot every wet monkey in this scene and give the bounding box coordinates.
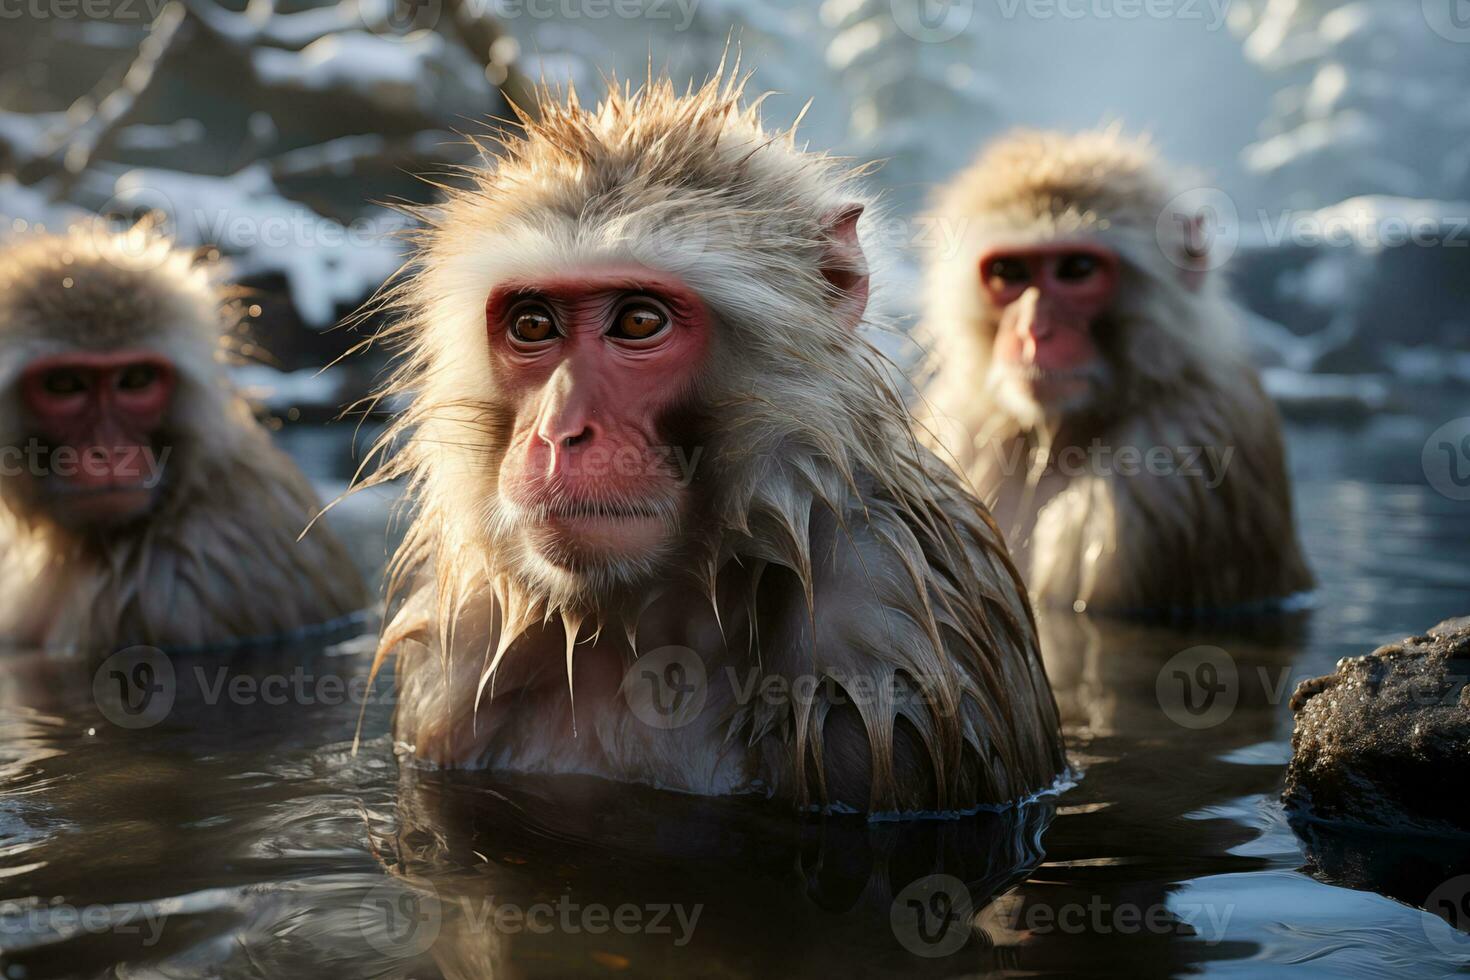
[360,76,1066,813]
[0,230,367,652]
[918,130,1313,619]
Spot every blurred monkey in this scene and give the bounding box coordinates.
[0,230,368,652]
[918,130,1312,619]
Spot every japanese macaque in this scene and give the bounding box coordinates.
[360,76,1065,814]
[0,230,367,652]
[917,130,1313,618]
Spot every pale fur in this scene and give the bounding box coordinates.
[917,129,1313,615]
[358,74,1065,812]
[0,228,367,653]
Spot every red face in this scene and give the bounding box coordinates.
[485,266,711,580]
[981,244,1118,409]
[20,350,177,527]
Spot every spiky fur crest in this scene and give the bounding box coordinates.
[918,129,1313,613]
[360,74,1065,810]
[0,228,368,652]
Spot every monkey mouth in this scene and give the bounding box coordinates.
[1012,363,1096,407]
[538,501,665,521]
[47,482,160,528]
[517,496,679,569]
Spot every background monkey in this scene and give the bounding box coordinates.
[0,229,368,652]
[918,130,1313,619]
[360,75,1066,814]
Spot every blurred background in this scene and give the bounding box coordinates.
[2,0,1468,426]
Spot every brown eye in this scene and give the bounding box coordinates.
[117,364,158,390]
[610,302,669,341]
[987,257,1030,286]
[509,304,557,344]
[1056,253,1100,281]
[43,369,87,395]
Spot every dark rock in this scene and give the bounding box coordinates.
[1284,617,1470,837]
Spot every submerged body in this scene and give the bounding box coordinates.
[919,130,1313,618]
[368,76,1065,813]
[0,231,367,652]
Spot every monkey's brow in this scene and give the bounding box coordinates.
[497,278,667,300]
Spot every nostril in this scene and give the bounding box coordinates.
[562,428,593,448]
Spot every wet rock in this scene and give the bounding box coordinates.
[1284,617,1470,836]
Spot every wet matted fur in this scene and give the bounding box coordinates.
[357,74,1066,813]
[0,230,367,652]
[918,129,1313,618]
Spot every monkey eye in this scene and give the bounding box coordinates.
[508,304,558,345]
[1056,253,1101,281]
[986,257,1030,287]
[607,301,670,342]
[116,364,159,391]
[42,369,88,396]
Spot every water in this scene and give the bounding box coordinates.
[2,396,1468,978]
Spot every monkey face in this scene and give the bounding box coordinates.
[483,265,711,591]
[17,349,177,529]
[980,243,1117,423]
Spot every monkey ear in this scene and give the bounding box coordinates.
[1179,211,1211,293]
[819,205,870,331]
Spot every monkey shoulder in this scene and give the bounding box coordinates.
[1030,378,1311,612]
[748,467,1061,810]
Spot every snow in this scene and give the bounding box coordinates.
[0,178,85,235]
[1261,366,1391,415]
[80,164,407,327]
[4,0,1467,382]
[232,364,349,410]
[1231,0,1470,206]
[252,31,486,115]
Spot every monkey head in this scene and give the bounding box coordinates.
[923,129,1225,438]
[371,78,881,615]
[0,230,238,534]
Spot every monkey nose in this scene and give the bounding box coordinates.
[536,414,598,452]
[538,425,592,450]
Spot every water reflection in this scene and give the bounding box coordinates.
[2,407,1469,976]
